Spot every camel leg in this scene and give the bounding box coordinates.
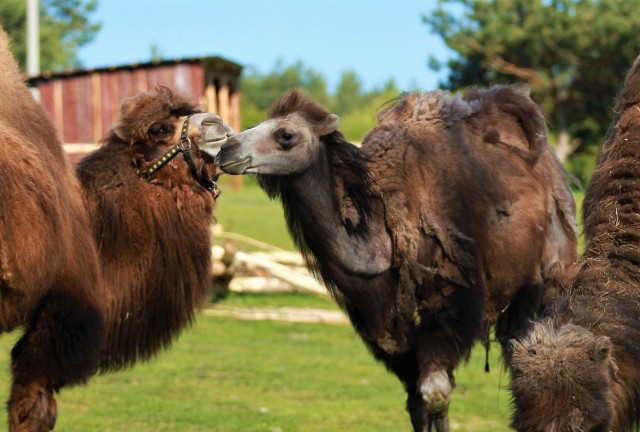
[404,365,452,432]
[406,369,451,432]
[419,366,451,432]
[8,290,104,432]
[7,382,57,432]
[407,391,428,432]
[495,281,546,362]
[410,281,483,432]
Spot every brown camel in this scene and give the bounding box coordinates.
[0,27,231,431]
[214,88,578,431]
[79,86,232,372]
[509,53,640,432]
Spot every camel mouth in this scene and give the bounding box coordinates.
[220,156,253,174]
[196,118,234,158]
[205,135,230,146]
[200,135,231,158]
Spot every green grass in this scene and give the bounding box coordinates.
[221,292,339,310]
[215,176,295,251]
[0,314,512,431]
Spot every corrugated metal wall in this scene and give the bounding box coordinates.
[36,63,222,144]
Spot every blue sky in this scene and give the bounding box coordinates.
[77,0,454,92]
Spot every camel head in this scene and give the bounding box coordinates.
[114,87,233,156]
[509,320,615,432]
[111,86,233,190]
[215,89,339,175]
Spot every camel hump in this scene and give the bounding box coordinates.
[470,85,549,165]
[0,28,27,94]
[0,28,17,73]
[617,53,640,112]
[375,86,548,166]
[375,90,481,126]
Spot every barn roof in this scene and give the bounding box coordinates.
[27,55,243,85]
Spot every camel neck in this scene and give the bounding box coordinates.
[262,142,392,277]
[581,66,640,267]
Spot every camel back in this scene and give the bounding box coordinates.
[0,27,102,329]
[0,29,68,167]
[363,86,577,333]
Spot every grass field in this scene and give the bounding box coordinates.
[214,176,295,250]
[0,176,576,431]
[0,298,513,431]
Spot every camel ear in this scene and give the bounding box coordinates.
[112,96,137,141]
[118,96,137,117]
[510,340,527,359]
[112,122,128,141]
[591,336,612,362]
[315,113,340,136]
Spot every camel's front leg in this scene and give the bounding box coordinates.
[420,367,451,432]
[409,275,482,432]
[7,382,57,432]
[8,290,104,432]
[406,366,452,432]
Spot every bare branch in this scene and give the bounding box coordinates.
[464,37,548,88]
[543,37,583,66]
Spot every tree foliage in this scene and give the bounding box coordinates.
[0,0,101,72]
[240,60,399,141]
[425,0,640,182]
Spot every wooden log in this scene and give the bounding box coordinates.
[233,251,328,297]
[249,251,305,266]
[211,230,328,297]
[228,276,296,294]
[204,305,348,325]
[213,229,288,252]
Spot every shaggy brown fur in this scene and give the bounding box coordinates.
[217,87,578,431]
[510,54,640,432]
[78,86,219,370]
[0,26,226,431]
[0,27,104,431]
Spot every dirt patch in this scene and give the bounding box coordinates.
[204,306,349,325]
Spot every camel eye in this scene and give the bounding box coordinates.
[589,423,608,432]
[149,123,171,137]
[275,128,296,149]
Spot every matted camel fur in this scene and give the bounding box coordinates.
[0,26,231,432]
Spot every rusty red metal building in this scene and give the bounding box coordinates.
[27,56,242,163]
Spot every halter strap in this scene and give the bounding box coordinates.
[136,115,220,197]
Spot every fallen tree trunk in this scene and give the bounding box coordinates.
[210,234,329,297]
[204,305,348,325]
